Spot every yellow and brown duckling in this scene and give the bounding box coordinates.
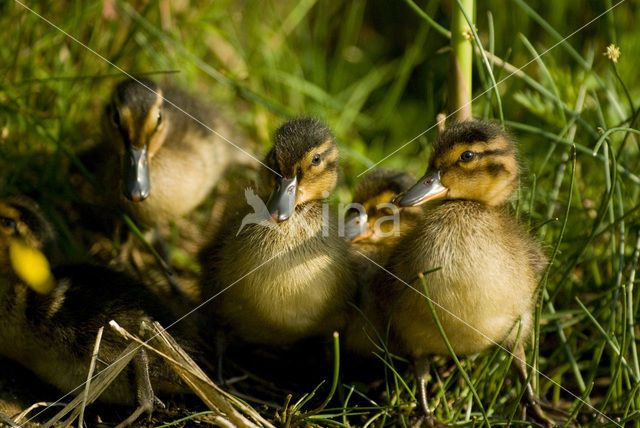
[373,121,554,424]
[101,77,251,228]
[0,197,197,427]
[199,118,355,346]
[345,168,423,279]
[343,169,423,355]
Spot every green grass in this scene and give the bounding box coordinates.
[1,0,640,426]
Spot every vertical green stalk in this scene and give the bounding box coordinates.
[448,0,474,121]
[308,332,341,415]
[627,233,640,381]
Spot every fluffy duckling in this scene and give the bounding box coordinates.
[0,197,195,427]
[101,77,250,228]
[199,118,355,346]
[345,168,422,279]
[343,170,422,355]
[376,121,550,423]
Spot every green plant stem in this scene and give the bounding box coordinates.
[402,0,450,38]
[455,0,503,125]
[448,0,474,121]
[512,0,626,120]
[592,127,640,156]
[537,148,585,393]
[627,233,640,381]
[121,213,172,274]
[575,297,639,383]
[406,1,600,136]
[303,332,341,418]
[506,121,640,185]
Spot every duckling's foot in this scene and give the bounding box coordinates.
[522,398,555,427]
[414,356,431,416]
[114,349,157,428]
[114,402,153,428]
[413,414,449,428]
[414,356,448,427]
[154,396,166,409]
[524,393,577,427]
[513,345,575,426]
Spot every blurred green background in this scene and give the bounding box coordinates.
[1,0,639,425]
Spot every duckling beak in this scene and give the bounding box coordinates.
[394,170,448,207]
[352,228,373,243]
[345,212,369,241]
[267,176,298,222]
[122,146,150,202]
[9,237,55,294]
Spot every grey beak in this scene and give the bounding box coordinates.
[345,210,369,241]
[122,146,150,202]
[394,170,448,207]
[266,176,298,222]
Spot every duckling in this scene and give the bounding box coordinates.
[372,121,552,424]
[199,118,355,346]
[345,168,423,280]
[101,77,252,228]
[0,197,197,427]
[343,170,423,355]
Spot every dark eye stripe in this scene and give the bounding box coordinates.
[324,159,338,171]
[459,161,507,177]
[484,163,507,176]
[319,146,336,159]
[475,148,510,158]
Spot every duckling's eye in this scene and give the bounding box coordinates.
[459,151,475,162]
[156,112,162,127]
[0,216,17,232]
[311,154,321,166]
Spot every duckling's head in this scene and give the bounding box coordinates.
[264,118,339,222]
[105,78,168,202]
[0,197,56,293]
[345,169,415,242]
[395,121,518,207]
